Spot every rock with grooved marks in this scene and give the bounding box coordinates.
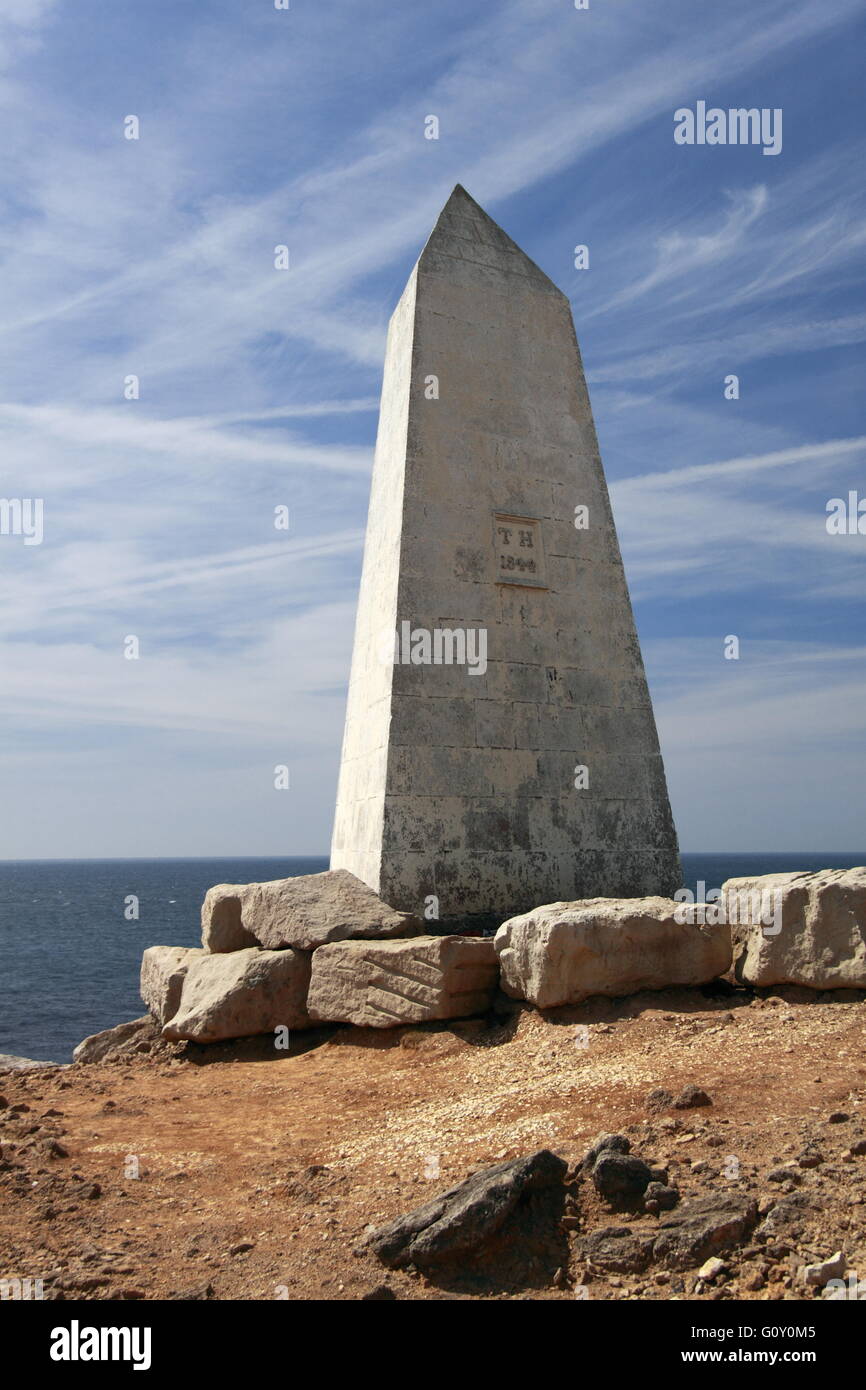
[307,934,498,1027]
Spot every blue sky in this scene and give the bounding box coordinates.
[0,0,864,858]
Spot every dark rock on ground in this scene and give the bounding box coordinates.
[644,1181,680,1213]
[797,1146,824,1169]
[645,1088,674,1113]
[581,1132,630,1170]
[592,1151,655,1200]
[360,1148,568,1268]
[674,1084,713,1110]
[755,1192,814,1247]
[767,1166,800,1184]
[652,1192,758,1270]
[581,1225,655,1274]
[42,1138,68,1159]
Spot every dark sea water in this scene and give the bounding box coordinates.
[0,856,328,1064]
[0,852,862,1063]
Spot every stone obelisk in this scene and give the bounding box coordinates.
[331,185,680,920]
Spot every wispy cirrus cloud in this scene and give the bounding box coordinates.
[0,0,863,855]
[646,637,866,853]
[614,436,866,598]
[598,186,770,313]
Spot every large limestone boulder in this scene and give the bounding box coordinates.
[201,869,422,952]
[307,934,498,1027]
[495,898,732,1008]
[141,946,207,1026]
[159,947,313,1043]
[722,867,866,989]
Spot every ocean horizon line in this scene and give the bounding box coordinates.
[1,850,864,866]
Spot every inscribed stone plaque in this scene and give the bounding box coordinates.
[493,513,547,588]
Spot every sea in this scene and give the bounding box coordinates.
[0,852,862,1063]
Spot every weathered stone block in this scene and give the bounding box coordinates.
[722,867,866,988]
[141,946,206,1025]
[307,934,498,1027]
[201,868,421,952]
[495,898,732,1008]
[200,885,259,952]
[160,947,312,1043]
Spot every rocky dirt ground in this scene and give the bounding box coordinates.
[1,982,865,1301]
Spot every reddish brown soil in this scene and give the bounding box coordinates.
[2,985,865,1301]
